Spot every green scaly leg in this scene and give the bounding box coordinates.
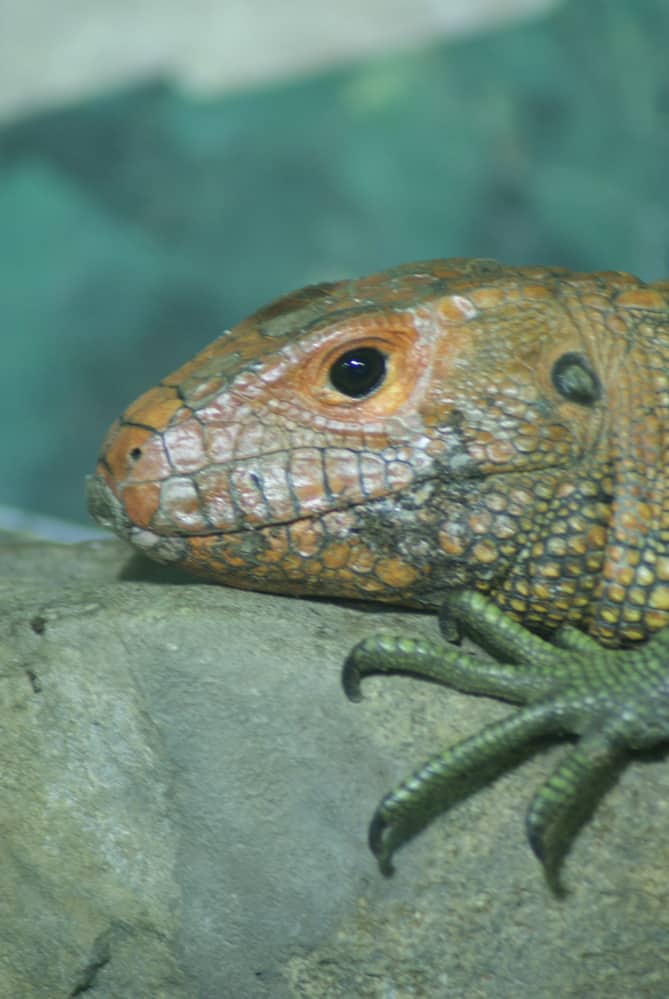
[343,590,669,880]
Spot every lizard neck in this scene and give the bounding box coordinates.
[592,346,669,644]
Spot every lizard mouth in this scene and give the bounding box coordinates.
[86,470,172,542]
[87,473,129,535]
[86,467,432,601]
[86,469,350,540]
[87,471,229,568]
[85,467,399,568]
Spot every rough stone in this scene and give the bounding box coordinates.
[3,535,669,997]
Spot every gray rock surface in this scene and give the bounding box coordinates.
[3,535,669,998]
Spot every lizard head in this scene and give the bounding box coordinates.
[88,258,619,608]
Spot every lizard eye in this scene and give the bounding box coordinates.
[329,346,387,398]
[551,352,601,405]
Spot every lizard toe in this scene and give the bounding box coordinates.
[347,592,669,878]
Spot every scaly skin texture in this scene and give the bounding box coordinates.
[87,258,669,879]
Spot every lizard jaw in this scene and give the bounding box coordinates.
[86,472,190,566]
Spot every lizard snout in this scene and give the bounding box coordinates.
[86,472,132,537]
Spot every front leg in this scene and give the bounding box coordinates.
[343,591,669,881]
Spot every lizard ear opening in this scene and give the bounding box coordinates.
[551,352,601,406]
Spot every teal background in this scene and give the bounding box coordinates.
[2,0,668,526]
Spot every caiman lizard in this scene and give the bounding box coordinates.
[87,258,669,877]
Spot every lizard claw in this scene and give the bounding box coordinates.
[344,591,669,881]
[368,810,395,877]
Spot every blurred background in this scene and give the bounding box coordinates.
[1,0,667,536]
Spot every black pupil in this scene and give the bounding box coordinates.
[329,347,387,398]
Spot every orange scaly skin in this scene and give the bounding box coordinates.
[88,258,669,878]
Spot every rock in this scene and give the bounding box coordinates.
[3,535,669,997]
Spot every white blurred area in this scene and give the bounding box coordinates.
[0,0,557,122]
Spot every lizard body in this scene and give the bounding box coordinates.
[87,258,669,876]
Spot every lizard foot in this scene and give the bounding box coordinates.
[343,591,669,881]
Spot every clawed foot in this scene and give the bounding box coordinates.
[343,591,669,883]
